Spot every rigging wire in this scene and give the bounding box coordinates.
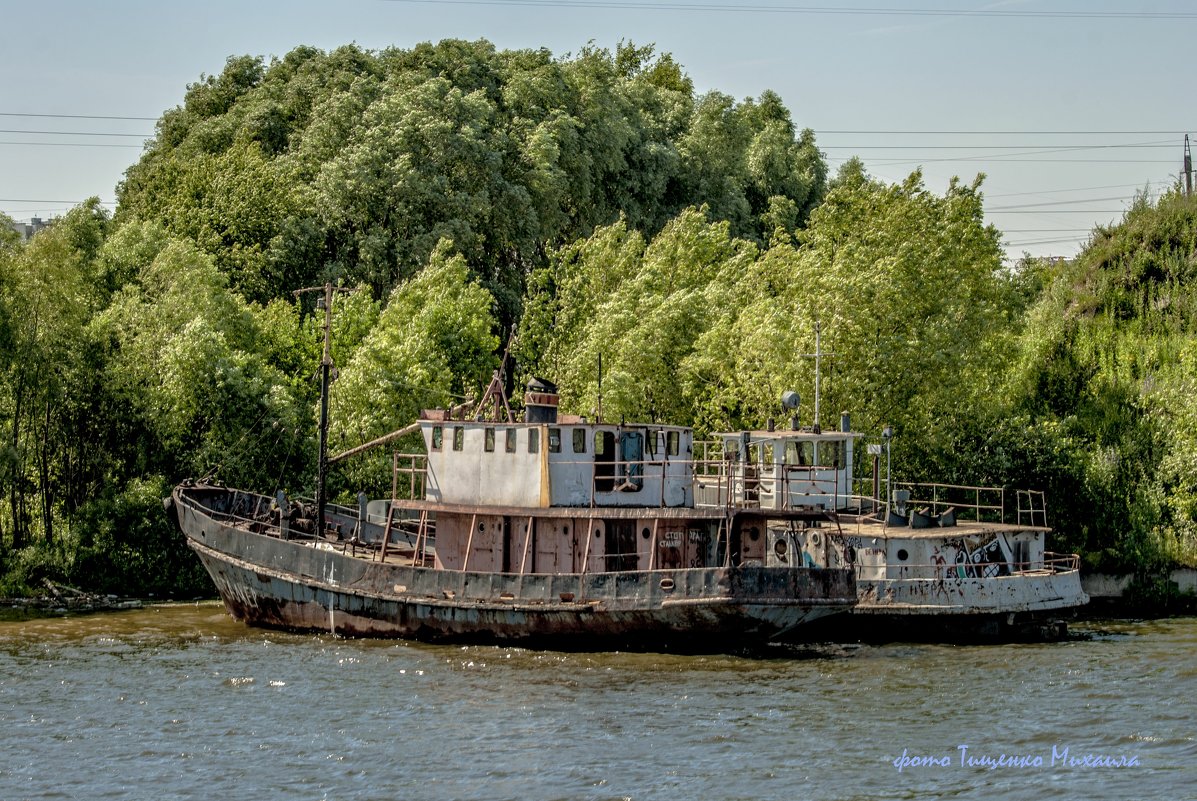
[274,424,302,498]
[199,404,277,482]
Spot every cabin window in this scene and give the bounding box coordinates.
[724,438,739,460]
[748,443,760,464]
[505,428,517,453]
[785,440,814,466]
[452,426,464,451]
[667,430,680,456]
[763,444,775,465]
[572,428,586,453]
[816,440,845,468]
[431,426,443,451]
[1012,539,1030,571]
[645,430,658,457]
[485,428,495,453]
[549,427,561,453]
[528,428,540,453]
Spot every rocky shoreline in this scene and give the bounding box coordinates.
[0,580,145,616]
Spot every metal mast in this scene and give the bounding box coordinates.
[295,282,350,538]
[799,322,833,433]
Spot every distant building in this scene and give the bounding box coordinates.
[6,216,53,242]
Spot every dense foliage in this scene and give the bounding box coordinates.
[116,40,826,321]
[1,40,1194,598]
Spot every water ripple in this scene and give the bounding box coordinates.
[0,608,1192,800]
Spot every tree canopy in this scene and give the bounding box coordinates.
[117,40,828,320]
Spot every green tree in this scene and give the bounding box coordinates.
[330,241,499,450]
[0,202,110,549]
[97,230,305,488]
[116,40,829,319]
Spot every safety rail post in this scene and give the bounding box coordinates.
[391,451,398,505]
[379,502,395,563]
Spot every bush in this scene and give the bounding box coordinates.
[70,475,211,598]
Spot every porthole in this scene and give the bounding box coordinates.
[748,527,761,542]
[642,527,651,540]
[774,539,788,557]
[595,529,602,538]
[811,532,821,546]
[897,548,909,561]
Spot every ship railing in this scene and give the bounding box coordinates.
[291,496,364,519]
[1016,489,1049,528]
[893,482,1009,524]
[202,491,383,544]
[393,452,428,501]
[881,552,1081,578]
[691,472,850,511]
[692,442,849,512]
[183,493,303,539]
[1042,552,1081,572]
[581,455,684,507]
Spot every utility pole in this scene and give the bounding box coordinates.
[1185,135,1192,198]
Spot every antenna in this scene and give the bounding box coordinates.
[596,352,603,424]
[798,322,835,433]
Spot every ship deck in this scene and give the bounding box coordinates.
[837,516,1050,538]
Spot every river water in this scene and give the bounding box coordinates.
[0,604,1192,801]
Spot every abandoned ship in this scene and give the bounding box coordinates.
[168,287,857,650]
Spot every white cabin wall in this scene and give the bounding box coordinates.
[548,426,693,508]
[424,424,545,507]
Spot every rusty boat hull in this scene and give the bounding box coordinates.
[172,484,857,651]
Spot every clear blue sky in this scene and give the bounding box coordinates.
[2,0,1192,259]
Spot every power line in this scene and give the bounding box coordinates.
[987,195,1145,211]
[0,198,116,204]
[987,210,1136,214]
[817,130,1189,135]
[0,141,144,148]
[0,112,158,121]
[838,157,1174,165]
[985,180,1171,198]
[0,115,1183,137]
[0,129,151,137]
[1005,237,1092,246]
[821,143,1173,150]
[380,0,1197,20]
